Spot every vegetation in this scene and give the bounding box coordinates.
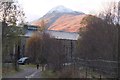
[41,70,58,78]
[25,1,120,78]
[77,15,117,60]
[1,1,119,78]
[41,67,79,78]
[26,32,66,71]
[0,0,25,71]
[76,1,120,78]
[2,63,22,77]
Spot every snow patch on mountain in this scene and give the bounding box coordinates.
[48,5,75,13]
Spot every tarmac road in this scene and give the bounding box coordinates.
[2,65,41,79]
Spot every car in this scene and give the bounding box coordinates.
[17,57,29,65]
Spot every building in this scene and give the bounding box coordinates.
[45,30,80,62]
[22,25,80,62]
[20,24,38,57]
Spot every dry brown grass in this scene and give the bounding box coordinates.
[48,14,86,32]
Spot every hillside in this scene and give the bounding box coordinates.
[48,14,86,32]
[31,5,85,31]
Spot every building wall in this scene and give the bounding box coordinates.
[20,25,38,57]
[58,39,77,62]
[21,25,78,63]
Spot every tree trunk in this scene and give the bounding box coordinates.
[13,44,19,71]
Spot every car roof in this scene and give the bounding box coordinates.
[18,57,29,61]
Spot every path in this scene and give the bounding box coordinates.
[2,65,41,79]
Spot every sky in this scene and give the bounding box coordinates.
[18,0,120,22]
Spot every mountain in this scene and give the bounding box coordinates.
[31,5,85,30]
[48,14,86,32]
[47,5,80,14]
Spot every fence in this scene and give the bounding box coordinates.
[76,59,118,78]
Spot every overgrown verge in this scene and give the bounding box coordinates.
[41,66,80,78]
[41,70,58,78]
[2,63,22,77]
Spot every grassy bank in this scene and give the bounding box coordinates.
[20,64,36,69]
[41,66,80,78]
[2,63,23,77]
[41,70,58,78]
[41,66,112,78]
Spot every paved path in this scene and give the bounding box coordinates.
[3,65,41,79]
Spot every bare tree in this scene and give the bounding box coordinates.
[77,15,117,60]
[46,38,66,71]
[1,0,25,71]
[98,1,120,25]
[26,32,66,71]
[26,32,42,63]
[0,0,25,25]
[97,1,120,77]
[76,15,118,77]
[38,19,46,32]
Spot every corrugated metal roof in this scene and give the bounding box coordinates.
[24,29,80,40]
[45,30,79,40]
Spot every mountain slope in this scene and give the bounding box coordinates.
[31,5,84,29]
[48,14,86,32]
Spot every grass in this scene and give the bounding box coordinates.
[25,64,36,67]
[3,68,17,76]
[2,66,22,77]
[2,63,37,78]
[19,63,36,69]
[41,70,58,78]
[41,66,111,78]
[2,63,23,77]
[41,66,80,78]
[78,67,112,78]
